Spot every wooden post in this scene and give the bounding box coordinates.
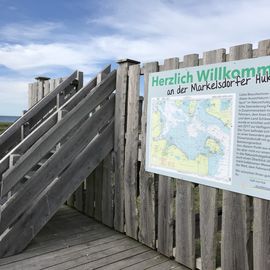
[253,39,270,270]
[175,54,198,269]
[221,44,253,270]
[139,61,159,248]
[124,63,141,239]
[114,59,140,232]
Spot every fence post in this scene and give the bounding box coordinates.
[124,63,141,239]
[221,43,253,270]
[139,61,159,248]
[114,59,140,232]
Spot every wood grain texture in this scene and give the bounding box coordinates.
[0,97,115,235]
[221,44,253,270]
[175,54,198,269]
[94,65,111,223]
[253,39,270,270]
[124,64,140,239]
[94,164,103,221]
[114,59,139,232]
[0,121,114,257]
[157,58,178,257]
[2,71,116,196]
[139,61,159,248]
[102,154,114,227]
[85,174,95,217]
[199,49,226,270]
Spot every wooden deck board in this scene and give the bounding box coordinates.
[0,206,187,270]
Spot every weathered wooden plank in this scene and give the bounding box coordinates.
[124,64,141,239]
[102,154,114,227]
[123,255,168,270]
[74,184,84,212]
[44,80,50,96]
[0,71,79,159]
[0,120,114,257]
[93,65,111,222]
[175,180,195,268]
[174,55,197,270]
[199,49,226,270]
[139,61,159,248]
[221,43,253,270]
[62,246,148,270]
[114,59,140,232]
[14,238,136,270]
[74,68,106,215]
[157,58,178,257]
[98,250,158,270]
[37,81,43,101]
[0,97,115,234]
[253,39,270,270]
[146,260,188,270]
[94,163,103,221]
[32,82,39,106]
[28,83,33,108]
[85,174,95,217]
[2,71,116,196]
[0,234,125,270]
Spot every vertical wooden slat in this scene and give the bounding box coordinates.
[37,81,43,102]
[157,58,178,257]
[199,49,226,270]
[32,82,39,106]
[102,154,114,227]
[94,66,111,223]
[44,80,50,96]
[175,54,198,269]
[85,174,95,217]
[221,43,253,270]
[28,83,33,108]
[253,39,270,270]
[49,79,55,93]
[99,65,114,228]
[74,184,84,212]
[94,164,103,221]
[114,59,140,232]
[124,64,141,239]
[139,61,159,248]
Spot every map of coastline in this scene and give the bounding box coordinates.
[149,94,235,183]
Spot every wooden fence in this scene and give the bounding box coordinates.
[28,39,270,270]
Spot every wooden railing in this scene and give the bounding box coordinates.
[0,71,83,160]
[0,66,116,257]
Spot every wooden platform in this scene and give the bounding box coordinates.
[0,206,187,270]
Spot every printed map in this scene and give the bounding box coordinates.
[150,94,235,183]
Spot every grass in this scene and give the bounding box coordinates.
[0,122,12,134]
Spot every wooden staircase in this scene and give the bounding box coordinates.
[0,66,116,258]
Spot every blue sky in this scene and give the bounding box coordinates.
[1,0,270,115]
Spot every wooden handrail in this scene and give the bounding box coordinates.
[1,69,116,196]
[0,70,82,159]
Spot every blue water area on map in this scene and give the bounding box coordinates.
[154,98,230,176]
[220,99,230,110]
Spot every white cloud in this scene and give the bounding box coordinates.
[0,22,63,42]
[1,0,270,115]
